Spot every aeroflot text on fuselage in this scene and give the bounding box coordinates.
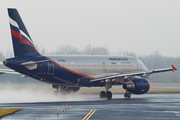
[108,58,128,61]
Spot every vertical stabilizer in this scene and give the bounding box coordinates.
[8,8,40,57]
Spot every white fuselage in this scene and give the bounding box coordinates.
[48,55,148,77]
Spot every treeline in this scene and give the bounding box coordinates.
[1,45,179,83]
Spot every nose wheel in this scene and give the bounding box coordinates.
[124,91,131,98]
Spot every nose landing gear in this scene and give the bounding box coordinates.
[124,90,131,98]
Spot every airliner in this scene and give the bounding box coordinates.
[0,8,177,99]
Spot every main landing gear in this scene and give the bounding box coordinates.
[99,79,112,100]
[99,79,132,99]
[53,85,80,95]
[100,91,112,100]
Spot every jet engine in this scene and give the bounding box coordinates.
[123,78,150,94]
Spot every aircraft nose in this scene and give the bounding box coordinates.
[3,60,7,65]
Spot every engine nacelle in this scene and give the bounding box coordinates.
[123,78,150,94]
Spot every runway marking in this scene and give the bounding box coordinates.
[82,110,93,120]
[82,110,96,120]
[86,110,96,120]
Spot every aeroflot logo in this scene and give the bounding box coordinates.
[108,58,128,61]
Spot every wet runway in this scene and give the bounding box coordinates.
[1,93,180,120]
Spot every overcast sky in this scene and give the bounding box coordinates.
[0,0,180,57]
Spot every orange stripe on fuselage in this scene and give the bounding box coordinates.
[46,57,94,79]
[76,78,80,85]
[61,66,94,79]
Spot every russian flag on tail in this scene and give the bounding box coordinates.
[8,8,40,57]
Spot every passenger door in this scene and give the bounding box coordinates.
[48,61,54,74]
[102,62,107,71]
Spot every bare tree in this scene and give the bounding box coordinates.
[35,45,47,55]
[0,52,5,61]
[5,50,13,58]
[55,45,79,55]
[83,44,109,55]
[116,51,136,57]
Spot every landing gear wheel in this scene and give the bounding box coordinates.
[100,91,106,98]
[124,93,127,98]
[106,91,112,100]
[124,93,131,98]
[127,93,131,98]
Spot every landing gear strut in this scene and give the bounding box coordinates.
[53,85,80,95]
[124,90,131,98]
[99,79,112,100]
[53,85,67,95]
[54,85,61,95]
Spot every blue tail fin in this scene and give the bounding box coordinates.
[8,8,40,57]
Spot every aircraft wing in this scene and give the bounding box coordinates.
[90,65,177,82]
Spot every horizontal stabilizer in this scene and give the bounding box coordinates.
[21,60,51,70]
[21,60,51,65]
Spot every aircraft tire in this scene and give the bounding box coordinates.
[100,91,106,98]
[106,91,112,100]
[124,93,131,98]
[124,93,126,98]
[127,93,131,98]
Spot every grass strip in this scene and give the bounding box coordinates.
[78,88,180,94]
[0,108,22,118]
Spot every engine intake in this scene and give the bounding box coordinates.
[123,78,150,94]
